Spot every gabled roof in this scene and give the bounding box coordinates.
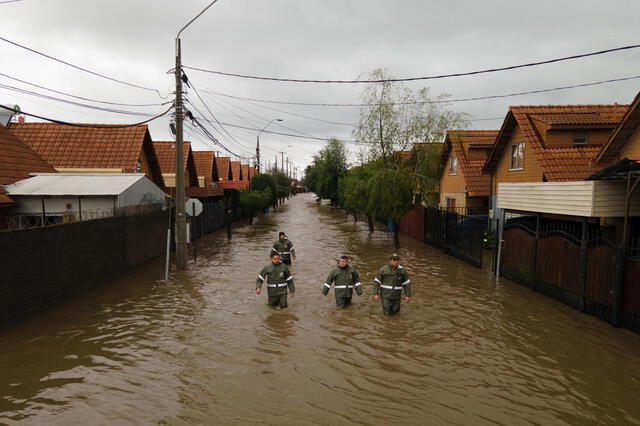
[595,92,640,166]
[8,123,164,187]
[483,105,629,181]
[5,173,153,196]
[230,161,242,181]
[0,124,56,188]
[215,157,231,180]
[153,141,199,187]
[192,151,220,184]
[444,130,499,196]
[241,164,250,181]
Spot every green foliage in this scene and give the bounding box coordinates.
[250,173,278,206]
[239,188,271,217]
[271,171,292,199]
[353,68,469,164]
[366,165,414,223]
[338,161,379,216]
[304,138,348,204]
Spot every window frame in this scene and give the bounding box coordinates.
[509,142,525,171]
[573,130,589,145]
[449,155,458,175]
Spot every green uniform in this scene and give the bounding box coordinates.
[373,264,411,315]
[272,239,295,264]
[323,265,362,308]
[256,262,295,309]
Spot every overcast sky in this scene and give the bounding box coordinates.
[2,0,639,173]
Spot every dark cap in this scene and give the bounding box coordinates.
[340,255,349,260]
[279,232,286,236]
[390,254,400,260]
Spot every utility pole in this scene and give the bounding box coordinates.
[174,0,219,271]
[279,152,285,173]
[174,38,187,271]
[256,135,260,173]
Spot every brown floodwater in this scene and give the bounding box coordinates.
[1,193,640,425]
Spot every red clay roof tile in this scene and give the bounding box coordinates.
[445,130,499,196]
[0,125,56,187]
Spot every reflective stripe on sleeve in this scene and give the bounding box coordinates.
[324,283,331,288]
[286,276,293,281]
[374,278,381,283]
[354,282,362,287]
[271,248,278,253]
[402,280,411,285]
[258,275,265,281]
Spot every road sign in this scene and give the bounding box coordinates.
[185,198,203,216]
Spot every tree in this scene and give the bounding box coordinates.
[271,171,292,204]
[306,138,348,206]
[353,68,469,164]
[240,188,271,225]
[366,165,414,248]
[250,173,278,208]
[338,162,379,231]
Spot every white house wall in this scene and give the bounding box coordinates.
[11,196,115,214]
[592,180,640,217]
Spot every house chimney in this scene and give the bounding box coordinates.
[18,115,25,123]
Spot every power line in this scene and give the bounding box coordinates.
[0,104,173,128]
[184,43,640,84]
[201,74,640,107]
[0,72,168,107]
[191,117,246,158]
[0,0,24,4]
[0,36,166,97]
[0,83,167,116]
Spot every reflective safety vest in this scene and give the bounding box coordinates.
[272,239,295,261]
[256,262,295,296]
[323,265,362,298]
[373,264,411,299]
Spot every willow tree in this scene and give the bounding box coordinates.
[307,138,348,206]
[338,162,379,231]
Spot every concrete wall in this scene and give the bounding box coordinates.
[0,209,166,326]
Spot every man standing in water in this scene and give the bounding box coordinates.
[256,253,295,309]
[271,232,296,265]
[373,254,411,315]
[323,255,363,308]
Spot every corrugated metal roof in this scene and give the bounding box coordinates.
[5,173,147,196]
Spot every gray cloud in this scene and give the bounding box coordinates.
[2,0,639,171]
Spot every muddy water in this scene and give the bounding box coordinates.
[1,193,640,425]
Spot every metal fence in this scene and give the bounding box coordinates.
[3,203,165,231]
[500,214,640,333]
[425,207,488,268]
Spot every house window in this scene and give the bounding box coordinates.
[449,156,458,175]
[509,142,525,170]
[573,130,588,145]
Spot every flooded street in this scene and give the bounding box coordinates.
[1,193,640,425]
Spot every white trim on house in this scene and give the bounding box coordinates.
[497,181,640,217]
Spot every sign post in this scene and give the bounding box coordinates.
[185,198,203,261]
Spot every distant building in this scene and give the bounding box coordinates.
[215,157,232,181]
[192,151,220,187]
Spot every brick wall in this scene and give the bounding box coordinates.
[0,210,166,326]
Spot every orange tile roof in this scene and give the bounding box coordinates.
[241,164,250,181]
[10,122,148,171]
[215,157,231,180]
[230,161,242,181]
[153,141,199,187]
[595,92,640,166]
[192,151,219,183]
[186,186,224,198]
[484,104,629,181]
[0,186,15,205]
[248,166,256,180]
[445,130,499,196]
[0,125,56,187]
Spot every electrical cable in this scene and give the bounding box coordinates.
[0,72,168,107]
[0,104,173,128]
[0,36,166,97]
[183,44,640,84]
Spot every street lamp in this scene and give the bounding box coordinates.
[256,118,283,173]
[173,0,220,271]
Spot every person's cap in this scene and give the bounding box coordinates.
[390,254,400,260]
[279,231,286,236]
[340,255,349,260]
